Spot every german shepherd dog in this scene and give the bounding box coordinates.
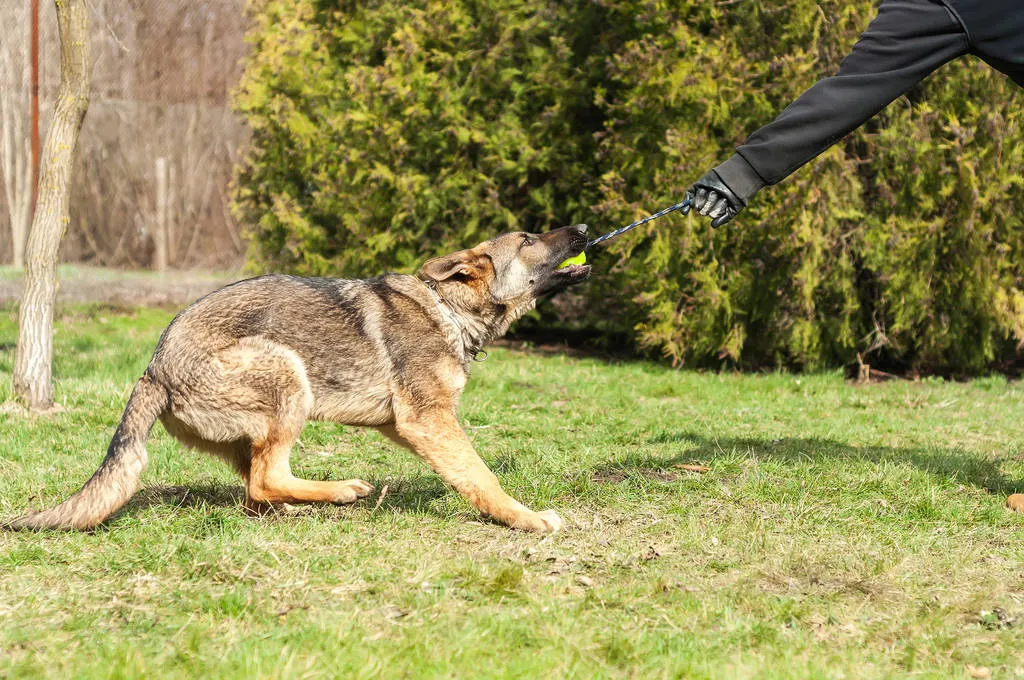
[5,225,591,533]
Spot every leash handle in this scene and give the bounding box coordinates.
[586,198,692,249]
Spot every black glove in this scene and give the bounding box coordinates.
[681,170,745,229]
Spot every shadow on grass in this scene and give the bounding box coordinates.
[104,432,1021,527]
[593,431,1023,495]
[116,473,451,522]
[123,483,244,512]
[369,474,450,514]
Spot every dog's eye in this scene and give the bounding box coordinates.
[521,236,537,248]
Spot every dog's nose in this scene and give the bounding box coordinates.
[572,224,588,235]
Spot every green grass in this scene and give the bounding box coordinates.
[1,303,1022,679]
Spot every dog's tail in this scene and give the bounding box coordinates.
[5,374,168,531]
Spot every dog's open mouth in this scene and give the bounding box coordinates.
[554,251,591,282]
[556,263,590,277]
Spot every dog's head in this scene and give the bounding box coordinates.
[419,224,591,338]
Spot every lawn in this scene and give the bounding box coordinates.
[0,303,1022,679]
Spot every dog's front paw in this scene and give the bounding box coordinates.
[513,509,562,533]
[536,509,563,533]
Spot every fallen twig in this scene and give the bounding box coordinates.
[372,484,390,513]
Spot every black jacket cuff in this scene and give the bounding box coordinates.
[714,154,767,203]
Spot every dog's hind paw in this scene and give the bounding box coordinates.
[536,509,563,533]
[330,479,375,505]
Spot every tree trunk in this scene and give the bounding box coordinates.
[13,0,90,411]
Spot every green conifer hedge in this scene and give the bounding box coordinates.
[233,0,1024,374]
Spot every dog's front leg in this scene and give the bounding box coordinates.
[382,410,562,533]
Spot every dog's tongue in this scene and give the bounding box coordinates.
[558,252,586,269]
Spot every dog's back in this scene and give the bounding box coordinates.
[150,274,456,413]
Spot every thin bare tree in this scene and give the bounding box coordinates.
[13,0,90,410]
[0,2,34,267]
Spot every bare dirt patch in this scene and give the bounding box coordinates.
[591,463,709,485]
[0,265,239,307]
[592,469,681,484]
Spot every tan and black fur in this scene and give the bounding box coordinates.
[5,225,591,533]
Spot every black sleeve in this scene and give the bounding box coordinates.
[715,0,970,196]
[944,0,1024,87]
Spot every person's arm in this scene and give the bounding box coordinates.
[685,0,969,228]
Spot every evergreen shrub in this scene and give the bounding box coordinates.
[234,0,1024,374]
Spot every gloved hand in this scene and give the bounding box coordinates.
[681,170,745,228]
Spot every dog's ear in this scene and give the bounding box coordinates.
[420,250,490,282]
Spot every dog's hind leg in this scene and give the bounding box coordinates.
[384,406,562,533]
[162,337,373,513]
[247,435,374,512]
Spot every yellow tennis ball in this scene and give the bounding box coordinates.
[558,251,586,269]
